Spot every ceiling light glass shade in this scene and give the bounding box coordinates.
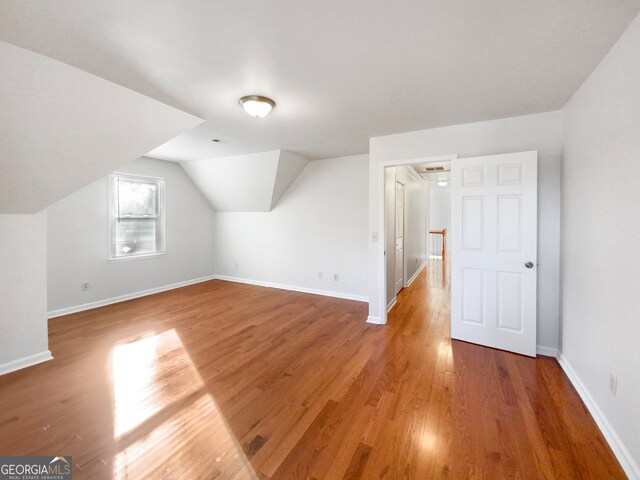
[437,180,448,187]
[239,95,275,118]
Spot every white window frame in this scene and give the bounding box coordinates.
[109,173,166,261]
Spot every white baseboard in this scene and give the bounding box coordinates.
[387,298,397,313]
[215,275,368,303]
[0,350,53,376]
[406,261,427,287]
[558,354,640,480]
[536,345,558,357]
[366,315,384,325]
[48,274,218,318]
[48,273,368,320]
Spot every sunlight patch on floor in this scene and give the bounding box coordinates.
[438,340,451,358]
[420,429,437,452]
[113,393,258,480]
[110,329,258,479]
[110,329,204,437]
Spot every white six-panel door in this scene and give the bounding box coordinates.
[451,151,537,357]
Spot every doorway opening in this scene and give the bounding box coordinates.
[383,157,454,316]
[378,151,538,357]
[425,164,451,261]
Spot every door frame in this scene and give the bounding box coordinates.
[376,154,458,325]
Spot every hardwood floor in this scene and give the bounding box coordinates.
[0,261,625,479]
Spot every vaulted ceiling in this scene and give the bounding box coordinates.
[180,150,308,212]
[2,1,639,162]
[0,42,202,214]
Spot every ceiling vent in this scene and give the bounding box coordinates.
[424,166,446,172]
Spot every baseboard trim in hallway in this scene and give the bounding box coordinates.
[386,298,397,313]
[536,345,558,357]
[558,354,640,480]
[405,261,427,287]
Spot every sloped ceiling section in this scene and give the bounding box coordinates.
[180,150,308,212]
[0,42,203,214]
[270,151,309,210]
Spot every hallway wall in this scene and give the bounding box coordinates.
[384,166,427,307]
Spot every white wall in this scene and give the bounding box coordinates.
[429,184,451,256]
[214,155,369,300]
[562,13,640,478]
[384,167,428,307]
[47,157,216,314]
[401,169,427,286]
[368,111,562,352]
[0,213,50,373]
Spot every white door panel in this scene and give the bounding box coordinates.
[451,151,537,357]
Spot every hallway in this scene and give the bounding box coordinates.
[387,259,622,479]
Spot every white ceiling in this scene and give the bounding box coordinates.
[2,1,639,162]
[412,161,451,183]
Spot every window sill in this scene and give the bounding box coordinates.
[108,252,166,263]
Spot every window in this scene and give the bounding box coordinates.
[110,174,165,259]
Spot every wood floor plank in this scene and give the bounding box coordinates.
[0,264,627,479]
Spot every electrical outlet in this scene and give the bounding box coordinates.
[234,262,239,270]
[333,273,339,281]
[609,373,618,396]
[81,282,90,291]
[318,272,323,280]
[415,258,418,264]
[357,275,366,285]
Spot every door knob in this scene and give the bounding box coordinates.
[525,262,534,269]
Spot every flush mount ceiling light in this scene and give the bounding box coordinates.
[437,179,448,187]
[238,95,276,118]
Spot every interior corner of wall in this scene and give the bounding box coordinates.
[269,150,309,209]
